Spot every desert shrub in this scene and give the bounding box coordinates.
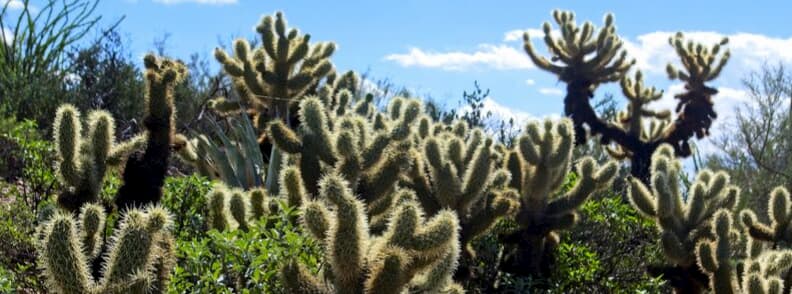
[169,200,321,293]
[161,174,213,239]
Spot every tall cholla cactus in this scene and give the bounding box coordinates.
[499,118,618,276]
[115,54,188,209]
[38,204,176,294]
[523,10,730,181]
[696,210,792,294]
[281,172,464,294]
[403,121,519,270]
[54,54,187,211]
[206,183,272,231]
[628,144,741,292]
[267,96,418,199]
[211,11,335,134]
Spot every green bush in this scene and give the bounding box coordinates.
[169,200,322,293]
[161,175,213,239]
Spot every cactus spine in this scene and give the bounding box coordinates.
[282,171,463,293]
[206,184,272,232]
[38,205,175,294]
[499,118,618,276]
[740,187,792,292]
[523,10,730,182]
[628,144,741,292]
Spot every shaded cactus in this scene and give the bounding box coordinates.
[499,118,618,277]
[38,205,175,294]
[206,183,272,232]
[628,144,741,292]
[282,172,463,293]
[115,54,189,210]
[523,10,730,182]
[696,209,792,294]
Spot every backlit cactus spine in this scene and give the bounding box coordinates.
[739,187,792,292]
[403,122,519,278]
[206,183,272,232]
[696,210,792,294]
[628,144,741,292]
[281,172,463,294]
[500,118,618,277]
[54,54,187,212]
[38,205,175,294]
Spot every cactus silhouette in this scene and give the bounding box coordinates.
[628,144,741,292]
[282,171,463,293]
[498,118,618,277]
[115,54,189,209]
[38,205,175,294]
[523,10,730,182]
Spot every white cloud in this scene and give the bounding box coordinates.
[152,0,237,5]
[2,0,24,10]
[384,44,534,71]
[525,79,535,86]
[623,31,792,77]
[538,87,563,96]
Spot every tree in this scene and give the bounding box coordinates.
[707,63,792,216]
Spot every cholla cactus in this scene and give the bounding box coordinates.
[282,172,463,294]
[696,210,792,294]
[54,106,117,212]
[54,54,187,211]
[115,54,188,210]
[403,122,519,270]
[38,204,175,294]
[206,184,272,232]
[628,144,740,292]
[499,118,618,276]
[523,10,730,181]
[212,11,335,128]
[267,96,418,200]
[739,187,792,292]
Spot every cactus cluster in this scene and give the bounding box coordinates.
[696,210,792,294]
[206,184,274,231]
[267,96,418,203]
[38,204,175,294]
[44,54,185,293]
[628,144,742,291]
[499,119,618,276]
[282,172,463,294]
[401,117,519,278]
[523,10,731,181]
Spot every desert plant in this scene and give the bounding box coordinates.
[54,54,189,211]
[523,10,730,182]
[402,119,519,280]
[205,183,272,232]
[628,144,741,292]
[210,11,335,194]
[740,187,792,292]
[37,204,175,293]
[498,118,618,277]
[697,209,792,294]
[282,171,463,294]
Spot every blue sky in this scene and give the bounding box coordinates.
[5,0,792,149]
